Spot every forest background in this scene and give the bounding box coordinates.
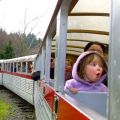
[0,28,42,59]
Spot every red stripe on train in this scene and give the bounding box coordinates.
[39,80,55,112]
[0,71,32,79]
[38,80,89,120]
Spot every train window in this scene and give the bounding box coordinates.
[28,61,33,73]
[22,62,26,73]
[4,63,6,71]
[17,62,21,72]
[11,63,13,72]
[14,63,17,72]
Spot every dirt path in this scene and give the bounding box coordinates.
[0,86,36,120]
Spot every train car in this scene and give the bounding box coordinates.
[0,54,37,105]
[0,0,120,120]
[33,0,110,120]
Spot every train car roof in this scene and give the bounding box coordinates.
[40,0,109,56]
[2,54,37,63]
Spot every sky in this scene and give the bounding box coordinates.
[0,0,57,38]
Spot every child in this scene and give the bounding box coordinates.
[84,41,108,86]
[64,51,108,94]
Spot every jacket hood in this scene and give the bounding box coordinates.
[72,51,107,85]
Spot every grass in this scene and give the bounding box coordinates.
[0,99,12,120]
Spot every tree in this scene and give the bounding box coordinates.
[0,50,4,59]
[26,33,38,48]
[0,28,8,50]
[8,32,28,57]
[3,40,15,59]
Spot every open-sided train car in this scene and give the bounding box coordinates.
[33,0,111,120]
[0,0,120,120]
[0,54,37,104]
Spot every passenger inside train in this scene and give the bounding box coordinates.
[84,41,108,86]
[28,62,33,73]
[64,51,108,94]
[65,59,73,80]
[84,41,106,56]
[50,55,74,80]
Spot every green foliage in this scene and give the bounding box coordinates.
[4,41,15,59]
[0,99,12,120]
[0,40,15,59]
[0,28,41,57]
[0,51,4,59]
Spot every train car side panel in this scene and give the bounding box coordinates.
[56,94,90,120]
[34,81,54,120]
[2,72,34,105]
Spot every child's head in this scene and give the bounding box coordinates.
[77,52,107,83]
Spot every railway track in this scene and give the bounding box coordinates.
[0,86,36,120]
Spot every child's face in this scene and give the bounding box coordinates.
[84,55,103,83]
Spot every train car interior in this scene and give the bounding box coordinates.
[34,0,110,119]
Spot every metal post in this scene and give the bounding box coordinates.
[55,0,71,92]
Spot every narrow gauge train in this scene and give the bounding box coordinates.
[33,0,110,120]
[0,55,37,104]
[0,0,119,120]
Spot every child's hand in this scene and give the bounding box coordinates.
[69,88,79,94]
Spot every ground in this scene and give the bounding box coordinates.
[0,86,36,120]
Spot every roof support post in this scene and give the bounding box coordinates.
[54,0,71,92]
[109,0,120,119]
[45,35,52,83]
[41,43,46,79]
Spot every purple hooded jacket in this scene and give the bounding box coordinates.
[64,51,108,93]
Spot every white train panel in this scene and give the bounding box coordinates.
[34,82,53,120]
[2,73,33,105]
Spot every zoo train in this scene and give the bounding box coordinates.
[0,0,120,120]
